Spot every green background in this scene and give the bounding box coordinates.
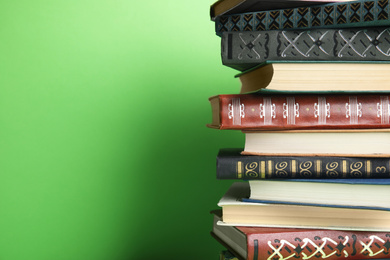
[0,0,243,259]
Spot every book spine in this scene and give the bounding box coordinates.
[221,27,390,71]
[246,230,390,260]
[216,0,390,36]
[217,150,390,179]
[209,93,390,130]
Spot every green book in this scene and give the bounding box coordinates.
[222,26,390,71]
[215,0,390,36]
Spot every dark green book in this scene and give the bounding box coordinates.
[216,148,390,179]
[222,26,390,71]
[215,0,390,36]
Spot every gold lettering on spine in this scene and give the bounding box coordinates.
[268,160,273,178]
[342,160,347,177]
[260,161,266,179]
[291,160,297,178]
[237,161,242,179]
[366,160,371,177]
[376,166,387,174]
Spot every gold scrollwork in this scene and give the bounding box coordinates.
[299,161,313,177]
[275,162,288,177]
[350,162,363,177]
[325,162,339,177]
[245,162,259,178]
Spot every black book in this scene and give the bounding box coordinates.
[216,148,390,179]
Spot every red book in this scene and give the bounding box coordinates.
[208,92,390,130]
[212,211,390,260]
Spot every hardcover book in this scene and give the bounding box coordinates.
[237,63,390,94]
[221,27,390,71]
[247,178,390,209]
[217,182,390,231]
[242,130,390,157]
[216,148,390,179]
[210,0,350,21]
[208,92,390,130]
[215,0,390,36]
[212,210,390,260]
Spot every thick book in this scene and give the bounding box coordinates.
[215,0,389,36]
[216,148,390,179]
[247,178,390,209]
[208,92,390,130]
[237,63,390,94]
[221,27,390,71]
[212,210,390,260]
[243,130,390,157]
[217,182,390,231]
[210,0,349,21]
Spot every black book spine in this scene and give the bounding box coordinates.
[217,148,390,179]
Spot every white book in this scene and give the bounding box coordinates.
[218,182,390,231]
[248,179,390,209]
[243,130,390,157]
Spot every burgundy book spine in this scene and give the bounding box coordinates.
[209,93,390,130]
[239,227,390,260]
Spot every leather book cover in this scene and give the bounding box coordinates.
[216,148,390,179]
[212,210,390,260]
[243,227,390,260]
[208,92,390,130]
[215,0,390,36]
[221,27,390,71]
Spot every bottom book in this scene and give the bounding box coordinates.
[220,250,239,260]
[212,210,390,260]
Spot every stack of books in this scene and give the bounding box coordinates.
[207,0,390,259]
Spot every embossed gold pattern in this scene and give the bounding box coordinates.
[299,161,313,177]
[275,162,288,177]
[350,162,363,177]
[245,162,259,178]
[325,162,339,177]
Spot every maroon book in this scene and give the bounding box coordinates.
[208,92,390,130]
[212,211,390,260]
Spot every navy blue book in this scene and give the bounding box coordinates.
[217,148,390,180]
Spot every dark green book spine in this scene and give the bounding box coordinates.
[217,148,390,179]
[221,27,390,71]
[216,0,390,36]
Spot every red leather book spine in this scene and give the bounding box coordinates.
[243,228,390,260]
[211,93,390,130]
